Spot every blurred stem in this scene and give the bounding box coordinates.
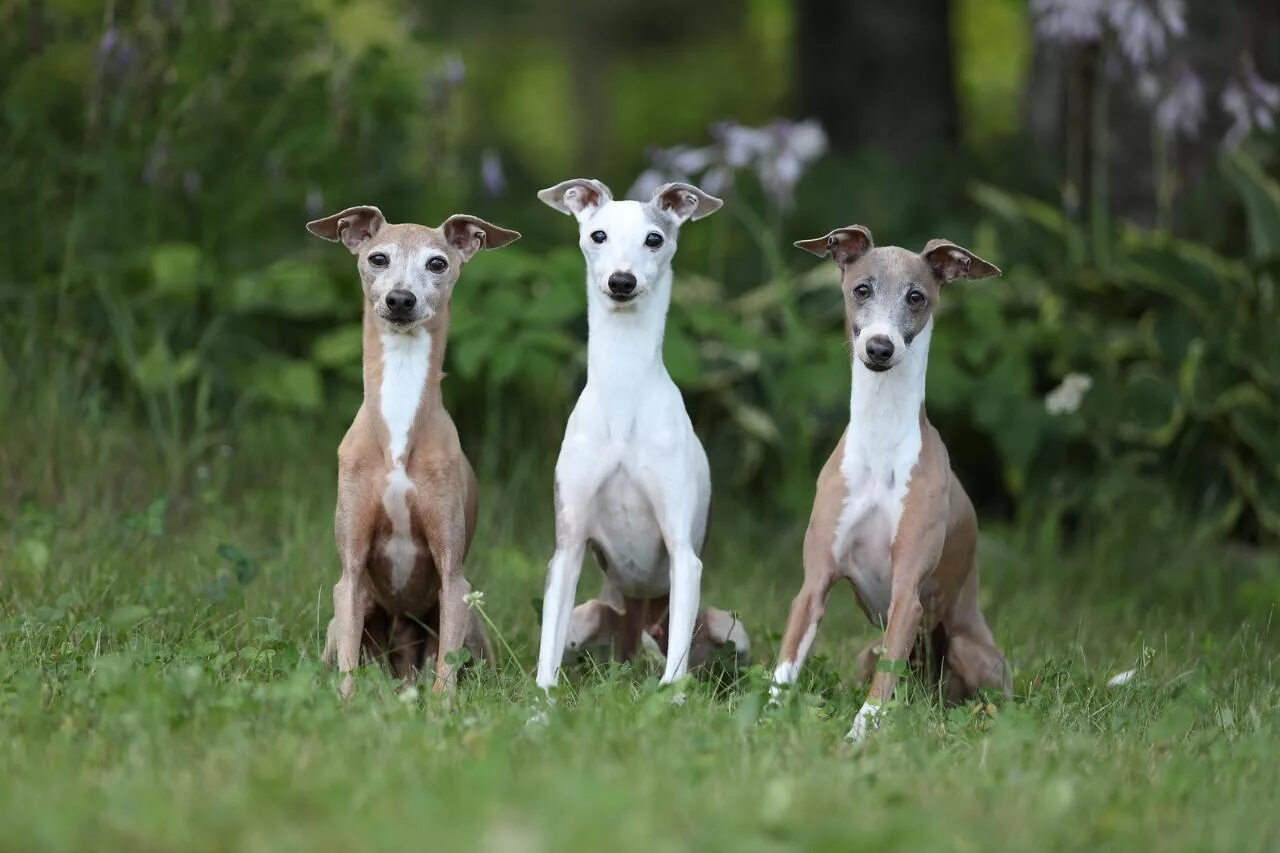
[1088,45,1110,268]
[1154,126,1173,234]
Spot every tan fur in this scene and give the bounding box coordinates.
[311,208,518,698]
[779,228,1010,719]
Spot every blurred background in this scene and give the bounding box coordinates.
[2,0,1278,559]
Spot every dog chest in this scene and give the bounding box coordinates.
[832,430,921,621]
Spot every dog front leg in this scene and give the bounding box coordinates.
[660,544,702,685]
[332,571,369,700]
[536,538,586,689]
[847,579,924,741]
[433,557,471,695]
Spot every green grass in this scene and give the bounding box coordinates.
[2,412,1279,852]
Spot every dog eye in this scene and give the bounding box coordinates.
[644,232,664,248]
[368,252,389,268]
[853,283,872,300]
[426,256,448,274]
[906,290,926,307]
[590,231,607,244]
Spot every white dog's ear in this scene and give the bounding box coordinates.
[794,225,873,267]
[537,178,613,221]
[921,238,1001,284]
[650,181,723,223]
[306,205,386,254]
[440,214,522,262]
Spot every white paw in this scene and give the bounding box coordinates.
[845,701,883,742]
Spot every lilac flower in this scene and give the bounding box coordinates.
[1221,61,1280,149]
[1031,0,1106,45]
[629,119,827,211]
[1107,0,1185,67]
[442,54,466,86]
[480,148,506,197]
[96,27,138,80]
[142,141,169,187]
[1154,70,1205,138]
[182,169,203,197]
[305,186,325,218]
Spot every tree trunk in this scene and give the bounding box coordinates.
[794,0,959,155]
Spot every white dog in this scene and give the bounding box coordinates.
[533,178,748,690]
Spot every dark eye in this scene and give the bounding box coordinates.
[427,256,448,274]
[368,252,389,268]
[644,232,664,248]
[590,231,607,244]
[853,283,872,301]
[906,290,926,308]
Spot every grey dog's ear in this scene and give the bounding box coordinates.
[920,239,1001,284]
[306,205,386,254]
[793,225,874,267]
[537,179,613,221]
[649,182,723,223]
[440,214,522,262]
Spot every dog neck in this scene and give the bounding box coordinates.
[362,302,449,464]
[847,320,931,461]
[584,269,672,391]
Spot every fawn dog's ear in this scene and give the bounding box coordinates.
[537,179,613,221]
[793,225,874,268]
[440,215,522,262]
[920,239,1001,284]
[306,205,386,254]
[649,182,723,223]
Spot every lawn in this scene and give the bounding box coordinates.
[2,416,1278,852]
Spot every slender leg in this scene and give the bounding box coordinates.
[536,538,586,689]
[772,576,836,688]
[332,572,369,700]
[660,545,702,684]
[847,581,924,741]
[942,569,1011,699]
[433,553,471,694]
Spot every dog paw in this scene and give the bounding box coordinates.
[338,674,356,702]
[844,701,883,743]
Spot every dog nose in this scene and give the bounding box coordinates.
[865,335,895,363]
[608,272,637,296]
[385,290,416,314]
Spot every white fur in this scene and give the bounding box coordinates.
[846,700,884,742]
[831,320,932,621]
[379,330,431,591]
[536,197,710,690]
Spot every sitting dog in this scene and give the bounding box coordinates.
[533,178,749,689]
[772,225,1012,740]
[308,204,519,696]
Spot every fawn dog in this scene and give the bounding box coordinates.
[772,225,1011,740]
[308,204,519,697]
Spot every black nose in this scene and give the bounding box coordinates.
[865,335,895,363]
[385,289,416,315]
[608,272,637,296]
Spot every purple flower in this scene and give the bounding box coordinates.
[480,148,505,197]
[96,27,138,80]
[305,186,325,218]
[1031,0,1106,45]
[143,141,169,187]
[182,169,203,197]
[1108,0,1185,67]
[1221,61,1280,149]
[1154,70,1204,138]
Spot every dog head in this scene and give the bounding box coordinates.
[795,227,999,372]
[307,205,520,332]
[537,178,721,310]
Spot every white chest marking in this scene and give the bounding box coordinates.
[379,330,431,592]
[832,323,931,619]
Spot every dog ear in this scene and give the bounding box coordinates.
[793,226,873,267]
[650,181,723,223]
[440,214,522,262]
[306,205,386,254]
[921,239,1001,284]
[537,178,613,220]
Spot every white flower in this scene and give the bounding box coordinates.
[1045,372,1093,415]
[463,589,485,609]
